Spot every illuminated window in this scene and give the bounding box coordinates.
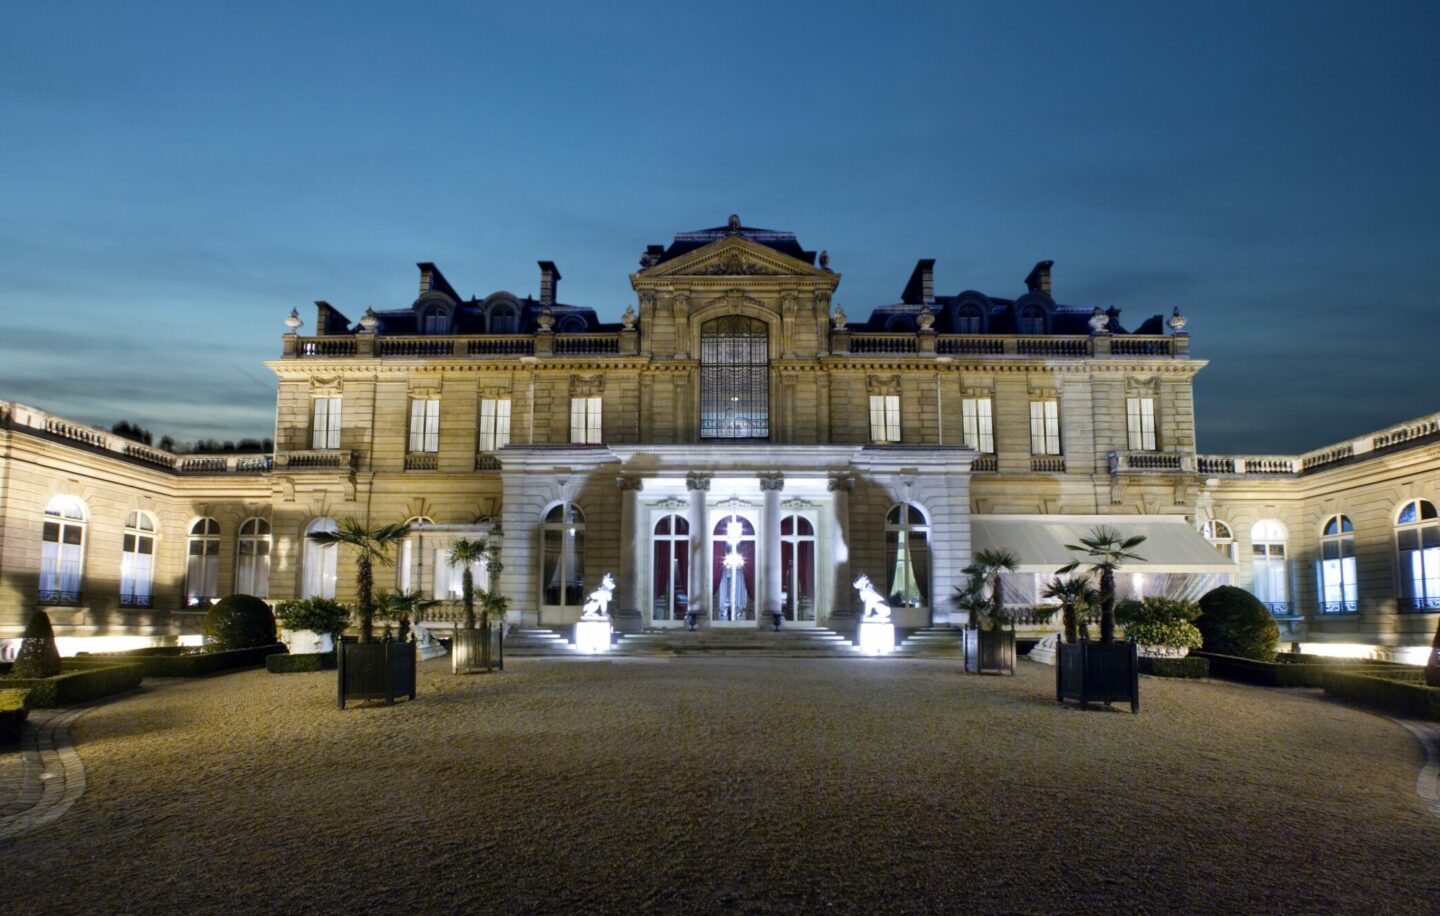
[780,514,816,621]
[236,518,271,598]
[700,316,769,439]
[1200,519,1235,561]
[542,504,585,609]
[651,513,689,622]
[885,504,930,608]
[1029,400,1061,455]
[1251,519,1288,614]
[302,518,338,599]
[121,511,158,608]
[185,518,221,606]
[1318,515,1357,613]
[1396,499,1440,611]
[394,516,433,592]
[39,496,87,605]
[1126,397,1157,451]
[869,394,901,443]
[961,397,994,453]
[570,397,602,444]
[311,397,341,450]
[479,398,512,452]
[409,398,440,453]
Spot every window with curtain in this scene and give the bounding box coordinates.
[651,513,689,622]
[1396,499,1440,611]
[39,495,87,605]
[885,504,930,608]
[185,518,221,606]
[1318,515,1357,613]
[120,511,157,607]
[302,518,338,599]
[311,397,341,449]
[711,514,756,621]
[780,514,816,621]
[478,398,512,452]
[570,397,602,444]
[395,516,433,592]
[1251,519,1289,614]
[235,518,272,598]
[961,397,994,453]
[1029,400,1061,455]
[1126,396,1157,451]
[542,504,585,608]
[408,398,440,453]
[868,395,901,443]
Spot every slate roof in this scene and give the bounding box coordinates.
[645,221,818,267]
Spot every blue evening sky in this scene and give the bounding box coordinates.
[1,1,1436,453]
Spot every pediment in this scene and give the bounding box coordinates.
[638,235,827,279]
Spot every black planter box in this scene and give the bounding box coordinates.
[452,626,504,674]
[1057,641,1139,713]
[963,628,1016,675]
[337,640,416,708]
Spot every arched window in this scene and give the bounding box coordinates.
[885,504,931,608]
[1019,304,1046,335]
[780,513,816,621]
[712,513,756,621]
[1318,515,1357,614]
[489,304,519,333]
[185,518,221,606]
[1251,519,1289,615]
[884,314,916,332]
[396,516,433,592]
[651,513,689,622]
[421,307,450,335]
[1396,499,1440,611]
[236,518,272,598]
[557,314,586,333]
[955,305,983,334]
[700,316,769,439]
[39,496,87,605]
[1201,519,1235,561]
[542,504,585,609]
[302,518,338,599]
[121,511,158,607]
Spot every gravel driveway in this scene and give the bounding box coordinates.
[1,657,1436,914]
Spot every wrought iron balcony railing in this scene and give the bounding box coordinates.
[1319,600,1358,615]
[37,589,81,606]
[1400,596,1440,612]
[120,593,154,608]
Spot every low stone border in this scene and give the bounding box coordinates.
[1392,717,1440,820]
[0,706,91,840]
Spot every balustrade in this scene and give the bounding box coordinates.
[404,454,438,471]
[970,455,997,472]
[553,334,621,355]
[1109,451,1186,473]
[849,334,917,354]
[1031,456,1066,472]
[936,336,1005,355]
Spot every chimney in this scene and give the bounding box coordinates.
[538,260,561,306]
[1024,260,1054,295]
[416,262,457,298]
[901,258,936,305]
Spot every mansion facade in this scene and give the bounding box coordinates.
[1,218,1436,655]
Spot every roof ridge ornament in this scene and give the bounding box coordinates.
[1169,306,1188,335]
[727,213,741,232]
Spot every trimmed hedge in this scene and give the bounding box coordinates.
[1323,671,1440,721]
[1196,586,1280,661]
[80,644,285,677]
[0,688,30,744]
[1195,651,1407,688]
[1139,656,1209,679]
[203,595,276,651]
[266,651,336,674]
[0,661,142,708]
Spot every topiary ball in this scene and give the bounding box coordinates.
[13,610,62,678]
[1196,586,1280,661]
[202,595,277,651]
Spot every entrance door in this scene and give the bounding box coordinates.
[711,513,757,622]
[650,513,689,624]
[780,513,817,622]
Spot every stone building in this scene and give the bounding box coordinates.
[0,217,1435,656]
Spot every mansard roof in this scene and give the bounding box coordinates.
[643,216,819,268]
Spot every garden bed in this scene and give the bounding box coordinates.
[0,660,143,707]
[267,651,336,673]
[1322,670,1440,720]
[0,688,30,744]
[77,644,286,677]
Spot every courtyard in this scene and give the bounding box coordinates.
[2,657,1438,914]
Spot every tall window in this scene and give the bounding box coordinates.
[421,307,450,334]
[1019,305,1046,334]
[780,514,816,621]
[39,496,87,605]
[869,394,901,443]
[395,516,433,592]
[712,514,756,621]
[1029,400,1061,455]
[700,316,769,439]
[541,504,585,608]
[185,518,221,606]
[303,518,338,599]
[885,504,931,608]
[1397,499,1440,611]
[1201,519,1235,561]
[955,305,983,334]
[962,397,994,453]
[570,397,602,444]
[1126,397,1157,451]
[236,518,272,598]
[409,398,440,453]
[1318,514,1357,613]
[479,398,512,452]
[651,513,689,622]
[312,397,341,449]
[120,511,157,607]
[1251,519,1288,614]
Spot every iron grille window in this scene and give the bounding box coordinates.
[700,316,769,439]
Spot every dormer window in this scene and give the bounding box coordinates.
[955,305,983,334]
[557,314,587,333]
[489,305,519,334]
[421,307,451,335]
[1020,305,1046,335]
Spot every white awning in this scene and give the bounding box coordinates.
[971,515,1238,575]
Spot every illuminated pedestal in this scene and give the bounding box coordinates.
[857,620,895,655]
[575,619,613,654]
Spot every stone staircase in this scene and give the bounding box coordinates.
[497,624,983,659]
[892,626,966,658]
[504,627,579,656]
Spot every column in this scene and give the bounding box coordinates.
[614,476,643,633]
[760,475,784,626]
[828,475,854,622]
[687,475,710,622]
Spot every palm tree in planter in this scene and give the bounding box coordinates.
[307,518,415,708]
[1054,525,1147,713]
[954,549,1020,674]
[1041,575,1100,645]
[448,538,500,673]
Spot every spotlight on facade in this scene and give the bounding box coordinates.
[575,619,612,654]
[857,620,896,655]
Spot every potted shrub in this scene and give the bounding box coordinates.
[1195,586,1281,661]
[275,597,349,655]
[449,538,502,674]
[1042,575,1100,645]
[952,549,1020,675]
[306,518,416,707]
[1055,526,1146,713]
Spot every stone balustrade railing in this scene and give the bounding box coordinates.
[287,330,633,359]
[1196,411,1440,479]
[1108,451,1192,473]
[274,449,357,471]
